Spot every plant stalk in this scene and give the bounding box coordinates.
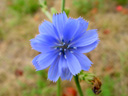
[42,9,52,21]
[57,78,60,96]
[74,75,84,96]
[61,0,65,12]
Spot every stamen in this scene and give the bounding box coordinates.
[64,49,66,51]
[70,51,73,53]
[73,47,77,49]
[64,55,67,59]
[67,45,70,48]
[60,48,62,50]
[59,52,62,55]
[56,44,63,46]
[63,42,65,45]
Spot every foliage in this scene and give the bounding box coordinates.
[101,76,115,96]
[9,0,39,15]
[115,0,128,6]
[73,0,104,14]
[73,0,128,15]
[73,0,93,14]
[21,67,56,96]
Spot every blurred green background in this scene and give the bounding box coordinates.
[0,0,128,96]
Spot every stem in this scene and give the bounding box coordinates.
[42,9,52,21]
[57,78,60,96]
[61,0,65,12]
[39,0,52,21]
[74,75,84,96]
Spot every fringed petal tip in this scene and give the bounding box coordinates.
[77,17,89,23]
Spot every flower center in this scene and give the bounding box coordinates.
[54,40,77,58]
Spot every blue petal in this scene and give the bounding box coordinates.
[35,34,59,45]
[77,17,89,31]
[39,21,58,37]
[52,12,68,40]
[71,17,89,42]
[48,59,60,82]
[76,40,99,53]
[30,34,58,53]
[30,38,52,53]
[63,18,79,42]
[36,51,58,71]
[71,29,98,47]
[61,68,73,81]
[32,54,41,69]
[66,51,81,75]
[74,53,92,71]
[58,56,73,80]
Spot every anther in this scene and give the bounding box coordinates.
[67,45,70,48]
[73,47,77,49]
[63,42,65,45]
[70,51,73,53]
[64,55,67,59]
[59,52,62,55]
[60,48,62,50]
[64,49,66,51]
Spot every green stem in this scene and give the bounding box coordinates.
[57,78,60,96]
[42,9,52,21]
[39,0,52,21]
[74,75,84,96]
[61,0,65,12]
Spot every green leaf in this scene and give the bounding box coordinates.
[64,9,70,16]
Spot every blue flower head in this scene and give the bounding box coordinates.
[30,12,99,82]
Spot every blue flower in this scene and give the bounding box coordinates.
[30,12,99,82]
